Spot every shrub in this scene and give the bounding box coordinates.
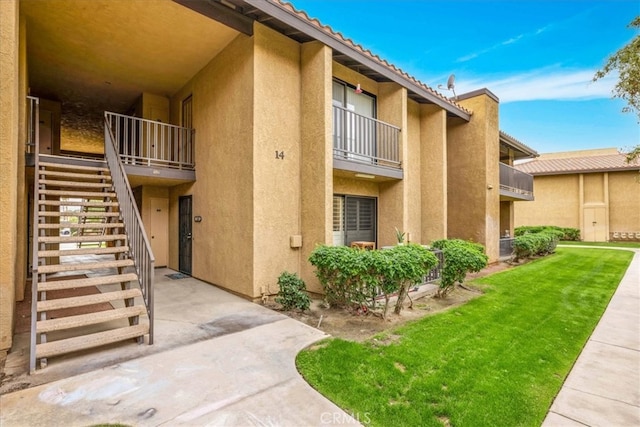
[378,244,439,315]
[308,244,438,317]
[430,239,488,298]
[515,225,580,241]
[512,229,563,261]
[275,271,311,311]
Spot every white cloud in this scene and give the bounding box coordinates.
[453,68,618,103]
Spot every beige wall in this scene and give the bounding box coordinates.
[0,0,20,355]
[447,91,500,261]
[378,83,408,247]
[299,41,332,293]
[515,174,580,228]
[609,171,640,232]
[252,24,302,297]
[420,104,447,244]
[169,32,255,296]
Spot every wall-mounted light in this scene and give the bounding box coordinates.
[355,83,363,94]
[194,216,203,222]
[487,184,494,190]
[355,173,375,179]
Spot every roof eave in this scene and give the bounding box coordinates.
[244,0,471,121]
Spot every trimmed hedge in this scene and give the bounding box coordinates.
[430,239,488,298]
[515,225,580,241]
[308,244,438,317]
[512,229,563,261]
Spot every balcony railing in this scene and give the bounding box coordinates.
[333,105,401,170]
[500,163,533,199]
[105,112,195,170]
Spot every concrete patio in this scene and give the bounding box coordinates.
[1,269,360,426]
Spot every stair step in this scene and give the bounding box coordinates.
[39,246,130,257]
[37,305,146,333]
[40,223,124,230]
[38,234,127,244]
[38,200,119,207]
[40,189,117,198]
[39,170,112,181]
[39,161,109,173]
[35,323,148,359]
[37,258,134,274]
[37,288,142,312]
[39,211,120,218]
[39,179,114,189]
[38,273,138,292]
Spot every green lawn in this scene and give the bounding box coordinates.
[560,241,640,248]
[297,248,634,427]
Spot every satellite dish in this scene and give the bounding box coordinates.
[446,74,455,90]
[438,74,457,100]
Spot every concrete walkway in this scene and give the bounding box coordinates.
[543,247,640,426]
[0,270,358,426]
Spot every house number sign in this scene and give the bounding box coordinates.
[275,151,285,159]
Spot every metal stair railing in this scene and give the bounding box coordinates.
[104,114,155,344]
[29,97,41,373]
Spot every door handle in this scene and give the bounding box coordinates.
[186,233,192,239]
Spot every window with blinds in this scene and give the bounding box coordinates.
[333,195,377,246]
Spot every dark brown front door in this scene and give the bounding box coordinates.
[179,196,192,275]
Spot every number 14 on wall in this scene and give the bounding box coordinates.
[275,151,285,159]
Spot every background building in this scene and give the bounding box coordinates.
[514,148,640,241]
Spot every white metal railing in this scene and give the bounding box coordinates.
[105,112,194,170]
[26,96,39,154]
[333,105,401,169]
[104,115,155,344]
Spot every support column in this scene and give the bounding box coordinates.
[0,0,20,356]
[420,104,447,243]
[378,82,408,247]
[447,89,500,262]
[300,41,333,293]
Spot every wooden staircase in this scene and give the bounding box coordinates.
[31,159,149,370]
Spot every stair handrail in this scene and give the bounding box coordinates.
[29,97,41,373]
[104,113,155,344]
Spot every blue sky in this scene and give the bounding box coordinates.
[290,0,639,154]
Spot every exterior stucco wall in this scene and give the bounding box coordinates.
[15,12,28,302]
[514,174,580,228]
[405,99,422,243]
[515,171,639,238]
[252,24,302,297]
[609,171,640,232]
[420,104,447,244]
[0,0,20,355]
[332,62,378,96]
[169,33,255,297]
[378,83,407,247]
[300,41,332,294]
[448,92,500,261]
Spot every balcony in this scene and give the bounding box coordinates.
[499,163,534,201]
[105,112,195,183]
[332,105,402,180]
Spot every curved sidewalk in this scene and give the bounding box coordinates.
[543,247,640,426]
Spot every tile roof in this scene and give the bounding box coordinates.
[515,152,640,175]
[499,131,538,158]
[271,0,473,116]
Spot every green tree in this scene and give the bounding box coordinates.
[593,17,640,121]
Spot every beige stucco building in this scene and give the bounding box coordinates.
[514,148,640,241]
[0,0,537,368]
